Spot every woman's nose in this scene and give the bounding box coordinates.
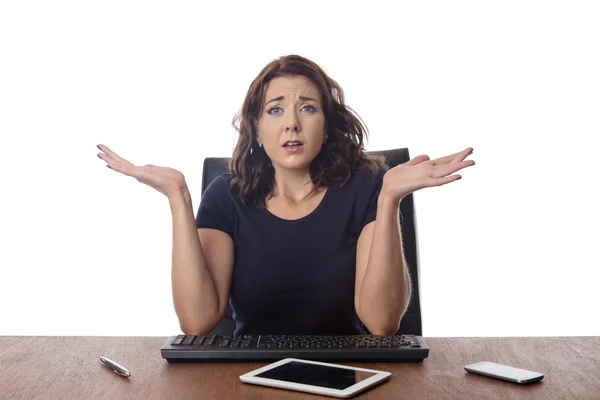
[285,119,299,132]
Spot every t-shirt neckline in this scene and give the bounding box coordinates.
[262,185,332,223]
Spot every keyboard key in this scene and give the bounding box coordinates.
[182,336,197,346]
[204,335,216,346]
[172,335,186,345]
[193,336,206,346]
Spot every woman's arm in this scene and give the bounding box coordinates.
[355,193,410,336]
[170,186,234,335]
[356,147,475,335]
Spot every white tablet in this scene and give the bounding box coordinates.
[239,358,391,398]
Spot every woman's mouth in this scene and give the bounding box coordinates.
[282,141,304,152]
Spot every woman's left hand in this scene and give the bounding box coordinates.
[381,147,475,202]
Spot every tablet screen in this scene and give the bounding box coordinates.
[255,360,377,390]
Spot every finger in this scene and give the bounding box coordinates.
[429,174,462,187]
[430,147,473,166]
[450,147,474,163]
[107,162,146,180]
[432,159,475,178]
[98,152,142,178]
[431,147,471,165]
[96,144,133,166]
[97,152,118,168]
[404,154,430,166]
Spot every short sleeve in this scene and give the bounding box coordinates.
[361,164,387,228]
[195,175,235,239]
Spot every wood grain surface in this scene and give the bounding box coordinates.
[0,336,598,399]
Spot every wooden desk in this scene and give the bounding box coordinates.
[1,336,598,399]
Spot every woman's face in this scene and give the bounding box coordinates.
[257,75,326,172]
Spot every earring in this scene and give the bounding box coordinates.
[258,141,263,147]
[323,134,328,143]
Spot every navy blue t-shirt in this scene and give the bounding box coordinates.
[195,165,386,336]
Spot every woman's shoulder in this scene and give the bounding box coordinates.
[203,173,235,198]
[212,172,234,185]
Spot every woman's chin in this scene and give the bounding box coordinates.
[272,158,313,172]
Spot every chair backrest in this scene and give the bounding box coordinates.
[199,148,423,336]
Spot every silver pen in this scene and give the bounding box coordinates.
[100,356,131,378]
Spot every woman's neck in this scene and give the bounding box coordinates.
[271,167,319,204]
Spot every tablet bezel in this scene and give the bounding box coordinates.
[239,358,391,398]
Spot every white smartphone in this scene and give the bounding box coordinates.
[465,361,544,384]
[240,358,391,398]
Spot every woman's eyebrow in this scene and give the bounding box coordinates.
[265,96,319,105]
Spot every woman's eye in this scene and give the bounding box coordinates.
[267,105,317,115]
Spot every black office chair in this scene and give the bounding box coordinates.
[198,148,423,336]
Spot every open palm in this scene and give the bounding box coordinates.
[382,147,475,201]
[97,144,186,198]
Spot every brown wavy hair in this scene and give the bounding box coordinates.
[229,54,387,208]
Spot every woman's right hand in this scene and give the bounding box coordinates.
[97,144,187,199]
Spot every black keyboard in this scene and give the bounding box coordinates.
[161,334,429,362]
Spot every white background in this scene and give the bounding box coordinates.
[1,0,598,337]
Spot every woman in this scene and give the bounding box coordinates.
[97,55,475,336]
